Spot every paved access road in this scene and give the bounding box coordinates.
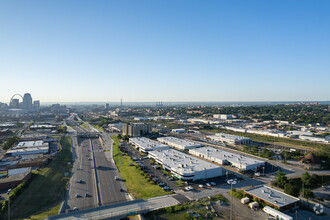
[67,136,98,210]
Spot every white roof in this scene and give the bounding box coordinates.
[245,185,300,207]
[149,148,219,174]
[157,137,201,148]
[7,146,49,154]
[15,140,48,149]
[129,137,169,150]
[190,147,264,166]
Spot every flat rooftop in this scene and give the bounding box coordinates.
[7,146,49,154]
[214,133,251,140]
[245,185,300,208]
[190,147,264,166]
[129,137,169,149]
[15,140,48,149]
[149,148,220,173]
[157,137,201,148]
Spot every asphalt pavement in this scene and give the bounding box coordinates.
[67,136,98,211]
[92,138,128,205]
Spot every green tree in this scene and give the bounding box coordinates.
[284,183,299,197]
[301,188,314,198]
[301,171,313,187]
[275,171,287,188]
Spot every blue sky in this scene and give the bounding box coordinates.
[0,0,329,103]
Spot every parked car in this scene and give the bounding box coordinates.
[206,183,211,187]
[210,182,216,186]
[167,177,174,181]
[158,182,165,186]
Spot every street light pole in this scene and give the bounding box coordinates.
[227,179,237,220]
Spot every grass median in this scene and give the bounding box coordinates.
[111,135,172,199]
[6,135,73,219]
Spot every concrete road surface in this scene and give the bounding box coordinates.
[92,138,128,205]
[50,196,180,220]
[67,136,98,211]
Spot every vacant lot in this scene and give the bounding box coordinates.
[112,135,171,199]
[6,136,72,219]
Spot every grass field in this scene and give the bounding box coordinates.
[28,203,62,220]
[81,123,89,130]
[111,135,172,199]
[6,136,73,219]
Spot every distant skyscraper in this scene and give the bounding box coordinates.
[33,100,40,109]
[10,98,20,109]
[105,103,110,110]
[22,93,33,109]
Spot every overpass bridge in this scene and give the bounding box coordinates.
[77,132,100,138]
[49,196,179,220]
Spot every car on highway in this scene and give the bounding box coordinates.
[185,186,193,191]
[77,179,84,184]
[115,176,120,180]
[75,193,80,198]
[73,207,78,211]
[199,184,204,188]
[85,192,89,197]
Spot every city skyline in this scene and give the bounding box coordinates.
[1,1,330,102]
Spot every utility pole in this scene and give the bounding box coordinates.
[8,197,10,220]
[227,179,237,220]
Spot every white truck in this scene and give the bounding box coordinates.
[263,206,293,220]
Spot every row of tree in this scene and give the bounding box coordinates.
[274,171,319,198]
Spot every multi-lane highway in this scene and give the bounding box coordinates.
[67,136,98,210]
[92,138,128,205]
[65,115,128,212]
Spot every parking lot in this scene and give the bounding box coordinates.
[120,141,244,193]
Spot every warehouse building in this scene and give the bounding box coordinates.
[129,137,170,153]
[148,148,223,181]
[207,133,252,145]
[6,147,49,157]
[157,137,202,150]
[245,185,300,211]
[13,140,49,150]
[189,147,265,171]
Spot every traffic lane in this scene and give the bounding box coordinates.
[92,139,127,205]
[68,138,97,210]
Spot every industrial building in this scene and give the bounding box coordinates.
[13,140,49,150]
[129,137,170,153]
[6,147,49,156]
[244,185,300,211]
[122,123,152,137]
[207,133,252,145]
[148,148,223,181]
[213,114,235,120]
[0,167,31,190]
[157,137,202,150]
[189,147,265,171]
[172,128,185,133]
